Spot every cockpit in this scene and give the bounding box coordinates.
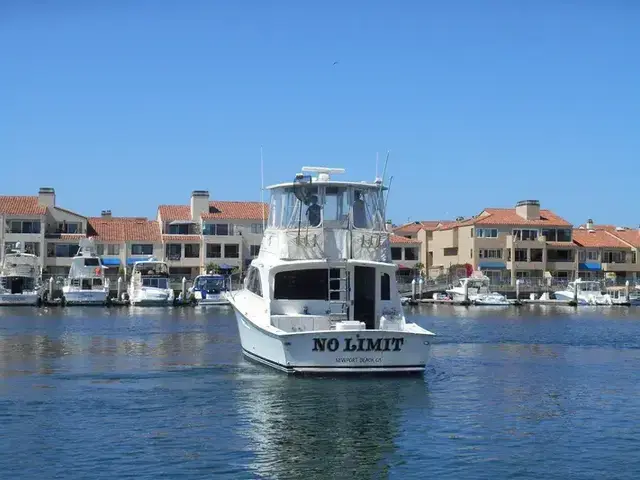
[267,181,386,231]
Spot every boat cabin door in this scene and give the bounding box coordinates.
[352,266,376,329]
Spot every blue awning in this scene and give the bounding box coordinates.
[579,262,601,271]
[479,261,506,269]
[218,263,234,270]
[127,257,151,265]
[101,257,121,266]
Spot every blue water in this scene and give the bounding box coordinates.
[1,305,640,479]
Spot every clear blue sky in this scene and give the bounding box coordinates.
[1,1,638,226]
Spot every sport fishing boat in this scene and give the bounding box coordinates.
[189,274,230,305]
[554,279,610,305]
[0,242,43,305]
[445,273,510,305]
[126,258,175,306]
[227,166,435,374]
[61,238,110,305]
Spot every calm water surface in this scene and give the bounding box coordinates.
[2,305,640,479]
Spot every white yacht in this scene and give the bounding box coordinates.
[227,166,435,374]
[62,238,110,305]
[126,259,175,306]
[554,279,610,305]
[0,242,43,305]
[445,273,510,305]
[189,274,230,305]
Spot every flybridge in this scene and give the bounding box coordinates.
[298,166,346,182]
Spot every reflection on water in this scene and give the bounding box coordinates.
[235,373,429,479]
[1,305,640,479]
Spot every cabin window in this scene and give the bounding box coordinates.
[206,243,221,258]
[84,258,100,266]
[274,269,328,300]
[247,267,263,297]
[381,273,391,300]
[93,278,103,287]
[224,244,239,258]
[131,244,153,255]
[142,278,168,289]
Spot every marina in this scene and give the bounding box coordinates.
[2,304,640,479]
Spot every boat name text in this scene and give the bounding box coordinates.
[312,337,404,352]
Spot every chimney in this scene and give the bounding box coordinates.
[101,210,112,219]
[190,190,210,220]
[515,200,540,220]
[38,187,56,208]
[586,218,594,230]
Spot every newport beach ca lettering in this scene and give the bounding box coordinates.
[312,337,404,352]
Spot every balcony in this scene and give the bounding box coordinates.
[546,261,576,271]
[601,262,639,272]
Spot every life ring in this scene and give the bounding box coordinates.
[95,267,101,275]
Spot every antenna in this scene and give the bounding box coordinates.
[260,145,265,230]
[375,152,379,180]
[383,176,394,222]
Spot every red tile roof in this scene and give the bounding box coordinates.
[163,234,201,243]
[475,208,571,226]
[390,234,420,244]
[158,201,268,221]
[394,220,448,234]
[572,229,630,249]
[88,217,161,242]
[608,229,640,248]
[0,196,47,215]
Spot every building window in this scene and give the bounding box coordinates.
[131,244,153,255]
[514,248,528,262]
[24,242,41,257]
[224,244,239,258]
[404,248,418,260]
[184,244,200,258]
[9,220,41,234]
[250,245,260,257]
[513,229,538,241]
[548,249,573,262]
[48,243,80,258]
[56,222,81,234]
[96,243,104,255]
[107,244,120,255]
[391,247,402,260]
[475,228,498,238]
[443,247,458,256]
[203,223,229,236]
[542,229,556,241]
[251,223,264,234]
[166,244,181,260]
[479,249,502,259]
[633,251,637,264]
[206,244,221,258]
[602,251,626,263]
[530,249,543,262]
[168,223,193,235]
[587,250,598,261]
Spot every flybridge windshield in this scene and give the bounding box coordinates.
[268,185,385,230]
[135,263,169,276]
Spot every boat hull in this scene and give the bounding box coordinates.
[0,292,41,306]
[129,288,174,306]
[62,288,109,305]
[234,309,433,374]
[194,291,230,306]
[554,291,610,305]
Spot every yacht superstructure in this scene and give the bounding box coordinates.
[0,242,43,306]
[227,166,435,374]
[62,238,109,305]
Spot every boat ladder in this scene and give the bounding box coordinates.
[328,267,349,318]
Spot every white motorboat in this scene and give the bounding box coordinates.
[0,242,43,306]
[188,274,230,305]
[605,285,640,306]
[126,258,175,306]
[554,279,610,305]
[227,166,435,374]
[61,238,110,305]
[445,273,510,305]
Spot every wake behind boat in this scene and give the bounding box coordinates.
[228,166,435,374]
